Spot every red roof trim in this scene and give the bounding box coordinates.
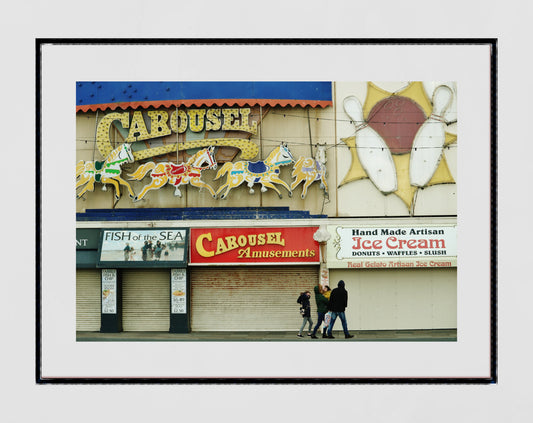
[76,99,332,113]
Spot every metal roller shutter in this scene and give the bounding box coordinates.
[329,268,457,330]
[122,269,170,331]
[76,269,101,331]
[190,266,319,331]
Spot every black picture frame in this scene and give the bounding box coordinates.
[36,38,497,385]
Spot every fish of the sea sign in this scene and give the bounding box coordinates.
[98,228,188,268]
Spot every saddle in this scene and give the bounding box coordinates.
[168,163,201,182]
[169,163,186,176]
[94,160,105,171]
[247,161,267,174]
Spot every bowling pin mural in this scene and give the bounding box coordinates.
[423,82,457,123]
[343,96,398,194]
[409,85,453,187]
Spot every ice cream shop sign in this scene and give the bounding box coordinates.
[331,225,457,268]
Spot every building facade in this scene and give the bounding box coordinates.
[76,81,457,333]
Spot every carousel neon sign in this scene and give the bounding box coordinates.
[94,108,260,162]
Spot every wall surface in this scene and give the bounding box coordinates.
[75,82,458,332]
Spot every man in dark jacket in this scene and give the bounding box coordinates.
[311,285,329,339]
[327,280,354,339]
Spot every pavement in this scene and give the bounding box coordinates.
[76,328,457,342]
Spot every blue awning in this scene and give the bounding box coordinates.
[76,81,332,112]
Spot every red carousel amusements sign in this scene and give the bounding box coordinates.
[190,227,320,265]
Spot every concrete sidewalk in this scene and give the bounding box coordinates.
[76,329,457,342]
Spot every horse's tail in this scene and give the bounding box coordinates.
[291,157,307,177]
[76,160,93,178]
[213,162,233,180]
[128,162,155,180]
[76,160,86,178]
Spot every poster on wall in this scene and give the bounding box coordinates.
[171,268,187,314]
[97,228,188,268]
[101,269,117,314]
[319,263,330,287]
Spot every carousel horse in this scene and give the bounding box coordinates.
[214,143,295,199]
[291,143,329,199]
[76,143,135,200]
[128,146,218,201]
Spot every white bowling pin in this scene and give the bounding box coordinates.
[409,85,453,187]
[343,96,397,194]
[423,82,457,123]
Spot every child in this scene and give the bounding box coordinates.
[296,291,313,337]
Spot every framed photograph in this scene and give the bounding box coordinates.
[38,39,496,383]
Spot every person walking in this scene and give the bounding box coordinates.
[297,291,313,338]
[310,285,329,339]
[326,280,354,339]
[321,285,331,338]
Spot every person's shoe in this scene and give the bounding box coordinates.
[297,333,303,338]
[307,333,312,336]
[327,334,335,339]
[322,333,328,338]
[310,334,318,339]
[345,334,354,339]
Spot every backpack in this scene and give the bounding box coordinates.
[297,294,307,315]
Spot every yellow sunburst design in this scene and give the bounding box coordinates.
[340,82,457,210]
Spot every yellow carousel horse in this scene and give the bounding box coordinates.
[128,146,218,201]
[76,143,135,200]
[291,143,329,199]
[214,142,294,199]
